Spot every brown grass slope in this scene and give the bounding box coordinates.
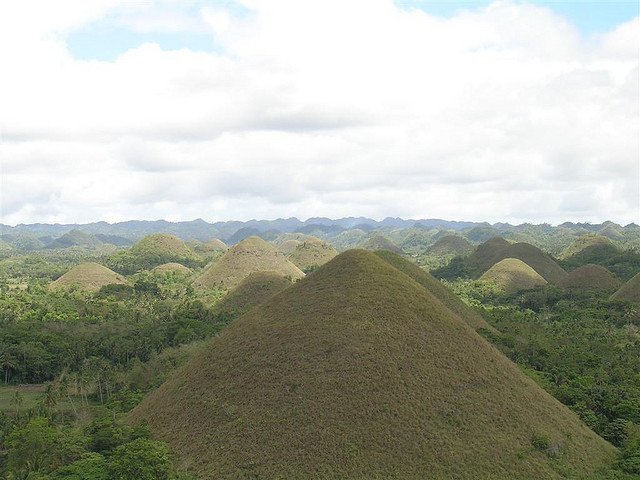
[278,239,302,254]
[374,250,494,333]
[213,271,293,319]
[288,237,338,271]
[611,272,640,302]
[360,234,403,254]
[560,264,622,293]
[130,250,614,480]
[480,258,547,294]
[427,234,475,256]
[195,238,228,254]
[193,236,304,290]
[151,262,192,274]
[51,262,127,292]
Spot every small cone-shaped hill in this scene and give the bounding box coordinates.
[278,239,302,254]
[470,239,566,284]
[193,236,304,290]
[559,264,622,293]
[151,262,192,275]
[212,271,293,320]
[374,250,494,333]
[51,263,127,292]
[360,234,403,253]
[427,234,475,256]
[130,233,200,268]
[479,258,547,294]
[611,272,640,302]
[130,250,614,479]
[288,237,338,271]
[560,234,614,260]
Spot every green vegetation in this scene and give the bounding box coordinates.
[479,257,547,294]
[130,250,614,479]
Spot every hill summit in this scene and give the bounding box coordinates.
[50,263,127,292]
[193,236,304,290]
[130,250,613,479]
[611,272,640,302]
[480,258,547,294]
[288,237,338,271]
[360,234,403,253]
[560,264,622,293]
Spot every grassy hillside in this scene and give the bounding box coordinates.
[374,250,494,333]
[130,250,614,479]
[212,271,293,320]
[479,258,547,294]
[427,234,475,256]
[288,237,338,272]
[279,239,302,254]
[193,236,304,290]
[559,264,622,293]
[611,272,640,303]
[560,234,614,260]
[50,262,128,292]
[360,234,403,254]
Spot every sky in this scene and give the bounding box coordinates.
[0,0,638,226]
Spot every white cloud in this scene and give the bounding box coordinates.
[0,0,638,225]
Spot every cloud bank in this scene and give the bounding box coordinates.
[0,0,638,225]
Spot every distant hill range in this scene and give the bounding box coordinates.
[0,217,640,256]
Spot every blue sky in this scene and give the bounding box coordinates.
[67,1,639,62]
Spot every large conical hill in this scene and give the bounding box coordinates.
[288,237,338,271]
[611,272,640,302]
[130,250,614,479]
[193,236,304,290]
[479,258,547,294]
[468,236,511,272]
[50,263,128,292]
[559,264,622,293]
[374,250,494,333]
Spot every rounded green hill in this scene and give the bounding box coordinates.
[194,237,228,254]
[193,236,304,290]
[288,237,338,271]
[610,272,640,302]
[50,263,128,292]
[427,235,474,256]
[559,264,621,293]
[360,234,403,254]
[480,258,547,294]
[560,234,614,260]
[130,250,614,479]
